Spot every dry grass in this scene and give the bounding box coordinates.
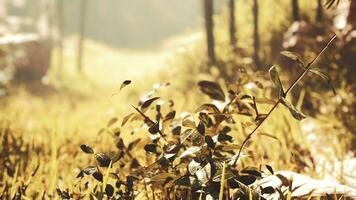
[0,1,354,198]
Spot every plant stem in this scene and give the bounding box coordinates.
[132,105,168,143]
[285,34,337,94]
[233,34,336,166]
[219,161,227,200]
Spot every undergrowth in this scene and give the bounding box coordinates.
[49,36,341,199]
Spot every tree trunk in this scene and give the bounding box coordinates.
[253,0,261,68]
[77,0,87,73]
[316,0,323,22]
[347,0,356,28]
[229,0,237,50]
[291,0,300,21]
[203,0,216,65]
[56,0,64,72]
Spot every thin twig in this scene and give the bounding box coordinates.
[233,34,337,166]
[285,34,337,94]
[132,105,168,143]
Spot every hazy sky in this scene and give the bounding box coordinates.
[4,0,226,48]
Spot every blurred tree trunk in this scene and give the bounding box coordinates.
[203,0,216,65]
[291,0,300,21]
[347,0,356,27]
[316,0,323,22]
[253,0,261,68]
[56,0,64,72]
[229,0,237,50]
[77,0,87,73]
[0,0,7,19]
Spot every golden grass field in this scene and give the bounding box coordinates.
[1,0,355,199]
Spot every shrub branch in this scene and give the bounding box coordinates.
[233,34,337,166]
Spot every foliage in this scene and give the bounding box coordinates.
[72,37,337,199]
[1,1,355,199]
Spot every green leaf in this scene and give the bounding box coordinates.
[280,97,306,120]
[280,51,305,68]
[198,81,226,101]
[309,68,336,95]
[269,66,285,98]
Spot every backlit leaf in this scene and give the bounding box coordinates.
[180,129,193,143]
[127,139,141,151]
[92,171,103,182]
[237,174,256,185]
[77,166,97,179]
[172,126,181,135]
[182,116,196,128]
[120,80,131,90]
[121,113,134,127]
[105,184,114,197]
[195,104,221,113]
[261,186,275,194]
[280,97,306,120]
[205,135,215,149]
[150,172,177,184]
[164,111,176,122]
[197,122,205,135]
[309,68,336,95]
[141,97,160,112]
[269,66,285,98]
[188,159,201,174]
[266,165,274,175]
[107,117,118,127]
[217,134,232,142]
[148,122,160,134]
[83,166,97,175]
[241,167,262,177]
[175,175,197,186]
[80,144,94,154]
[95,153,112,167]
[198,81,226,101]
[196,162,211,184]
[144,143,158,154]
[280,51,305,67]
[212,167,235,182]
[179,146,201,159]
